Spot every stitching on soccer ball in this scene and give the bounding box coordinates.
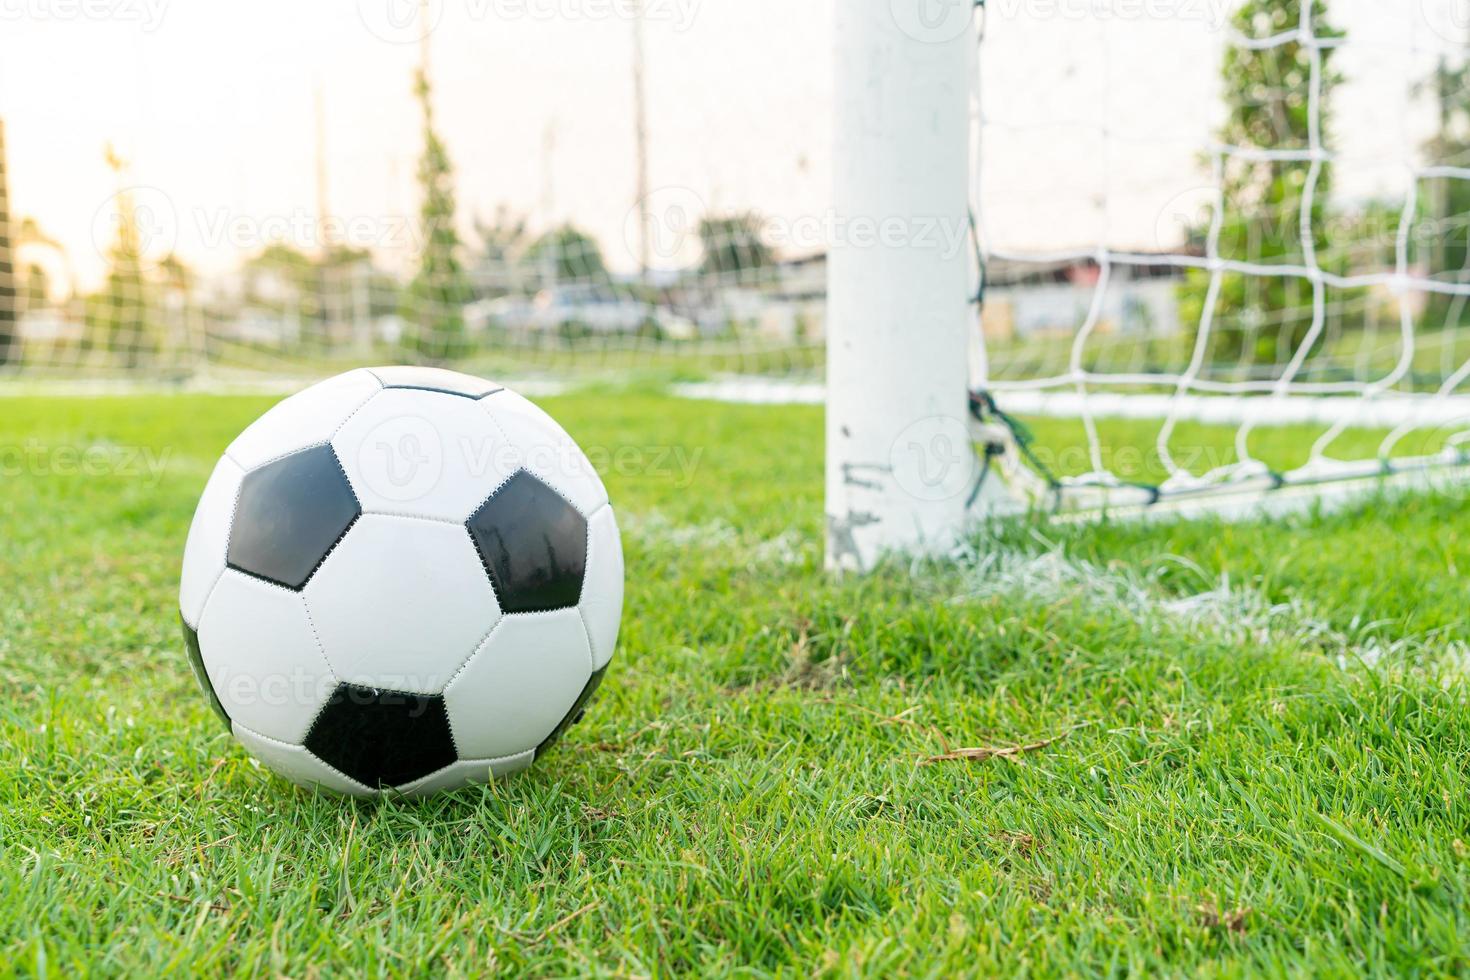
[331,374,387,440]
[234,720,375,795]
[297,596,341,687]
[574,605,599,674]
[441,616,507,697]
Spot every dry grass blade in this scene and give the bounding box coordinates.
[920,723,1090,766]
[1196,903,1251,935]
[497,902,600,946]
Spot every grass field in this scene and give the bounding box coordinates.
[2,390,1469,975]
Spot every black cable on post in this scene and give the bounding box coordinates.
[969,389,1062,493]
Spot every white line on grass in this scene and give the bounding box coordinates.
[956,541,1466,673]
[671,377,1470,429]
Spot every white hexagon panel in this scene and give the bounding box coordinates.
[580,505,624,671]
[304,514,501,693]
[178,455,244,630]
[483,389,608,517]
[396,752,536,799]
[233,726,374,797]
[195,570,337,744]
[443,610,597,761]
[225,369,383,471]
[332,386,520,522]
[179,367,625,797]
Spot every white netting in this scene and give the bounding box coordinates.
[0,3,826,386]
[975,0,1470,508]
[4,1,1470,515]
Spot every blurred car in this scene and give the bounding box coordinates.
[466,287,696,340]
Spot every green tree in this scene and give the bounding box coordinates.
[242,244,399,345]
[17,219,69,313]
[244,243,319,317]
[699,212,772,279]
[85,144,157,368]
[21,263,49,312]
[1178,0,1344,369]
[471,207,532,298]
[158,252,194,295]
[403,67,473,361]
[527,225,609,284]
[1416,51,1470,329]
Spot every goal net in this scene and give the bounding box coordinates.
[969,0,1470,520]
[3,1,1469,564]
[0,5,828,388]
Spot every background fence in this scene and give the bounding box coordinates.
[2,0,1470,437]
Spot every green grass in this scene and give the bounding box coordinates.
[1,391,1469,975]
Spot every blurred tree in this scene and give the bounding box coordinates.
[85,143,158,368]
[22,263,50,311]
[245,243,319,317]
[17,219,71,311]
[471,207,533,299]
[1416,42,1470,328]
[242,243,400,338]
[1178,0,1344,369]
[403,66,472,361]
[699,212,772,279]
[527,225,609,284]
[320,244,372,270]
[158,252,194,295]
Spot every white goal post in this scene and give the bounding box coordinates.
[827,0,1470,571]
[826,0,997,573]
[10,2,1470,574]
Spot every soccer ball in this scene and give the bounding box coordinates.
[177,367,623,796]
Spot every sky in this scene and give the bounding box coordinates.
[0,0,1464,292]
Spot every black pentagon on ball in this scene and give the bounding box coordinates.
[466,470,587,613]
[181,615,230,730]
[369,366,503,400]
[227,444,360,591]
[535,666,607,759]
[305,684,458,788]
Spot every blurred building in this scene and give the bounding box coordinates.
[982,255,1186,341]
